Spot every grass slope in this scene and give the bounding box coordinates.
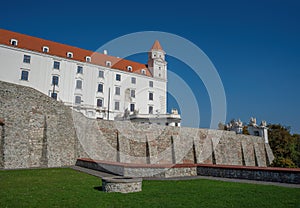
[0,168,299,208]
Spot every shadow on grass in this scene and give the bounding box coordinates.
[93,186,103,191]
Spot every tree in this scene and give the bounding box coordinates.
[292,134,300,167]
[268,124,300,168]
[242,126,249,135]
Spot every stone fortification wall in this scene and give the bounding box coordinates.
[0,81,87,169]
[0,121,4,168]
[74,113,274,167]
[197,164,300,184]
[0,81,274,169]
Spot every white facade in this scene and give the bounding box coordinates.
[128,108,181,126]
[248,118,269,143]
[226,119,243,134]
[221,117,269,143]
[0,30,169,121]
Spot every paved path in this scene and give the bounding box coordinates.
[72,166,300,189]
[144,175,300,188]
[71,166,117,178]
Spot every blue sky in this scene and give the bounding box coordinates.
[1,0,299,133]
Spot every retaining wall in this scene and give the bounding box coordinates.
[74,112,274,167]
[76,158,198,178]
[0,81,87,169]
[197,164,300,184]
[76,158,300,184]
[0,81,274,169]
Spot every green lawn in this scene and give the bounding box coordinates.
[0,168,299,208]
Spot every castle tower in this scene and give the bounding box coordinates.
[148,40,167,80]
[248,118,269,143]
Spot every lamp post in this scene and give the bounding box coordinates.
[51,76,57,100]
[107,87,110,120]
[52,82,56,99]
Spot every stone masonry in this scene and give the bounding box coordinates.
[102,177,142,193]
[0,81,274,169]
[0,81,87,169]
[74,112,274,167]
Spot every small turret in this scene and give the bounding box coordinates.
[147,40,167,80]
[248,118,269,143]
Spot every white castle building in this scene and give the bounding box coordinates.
[0,29,181,126]
[221,118,269,143]
[248,118,268,144]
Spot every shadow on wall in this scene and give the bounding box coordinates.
[73,111,274,167]
[0,81,274,169]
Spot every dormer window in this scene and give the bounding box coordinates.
[67,52,73,58]
[85,56,91,62]
[106,61,111,67]
[10,39,18,46]
[127,66,132,71]
[141,69,146,75]
[42,46,49,53]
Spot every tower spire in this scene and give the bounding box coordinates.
[147,40,167,80]
[150,40,164,51]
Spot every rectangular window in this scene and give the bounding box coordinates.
[131,77,136,84]
[97,98,103,107]
[115,101,120,111]
[51,92,58,100]
[130,89,135,98]
[77,66,83,74]
[98,83,103,93]
[149,92,153,100]
[75,96,81,104]
[149,106,153,114]
[52,76,59,86]
[130,103,135,112]
[149,81,153,87]
[115,86,120,95]
[76,80,82,89]
[116,74,121,81]
[99,70,104,78]
[23,55,31,63]
[21,70,29,81]
[53,61,60,69]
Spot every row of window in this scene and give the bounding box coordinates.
[20,52,145,74]
[20,73,154,112]
[12,41,92,62]
[78,81,153,100]
[22,54,151,85]
[21,70,154,93]
[23,58,61,70]
[74,95,154,114]
[22,71,152,89]
[21,74,152,101]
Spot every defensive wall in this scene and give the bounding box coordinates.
[2,81,299,184]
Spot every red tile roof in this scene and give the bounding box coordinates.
[151,40,164,51]
[0,29,152,77]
